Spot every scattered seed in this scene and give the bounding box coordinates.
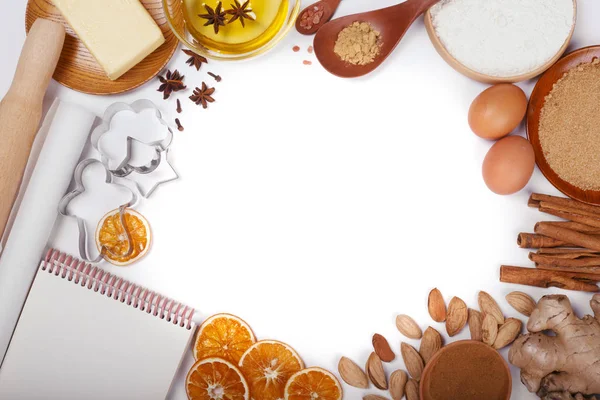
[308,45,314,54]
[175,118,184,132]
[293,45,300,52]
[303,60,313,65]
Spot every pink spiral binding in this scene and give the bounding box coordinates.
[41,249,196,330]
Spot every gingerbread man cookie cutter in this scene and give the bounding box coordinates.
[58,159,139,263]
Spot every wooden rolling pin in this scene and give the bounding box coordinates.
[0,19,65,239]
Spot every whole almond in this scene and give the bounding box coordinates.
[405,379,420,400]
[468,309,483,342]
[366,352,388,390]
[428,288,447,322]
[506,291,536,317]
[396,315,423,339]
[363,396,389,400]
[493,318,522,349]
[389,370,408,400]
[401,342,424,380]
[478,291,505,325]
[338,357,369,389]
[372,334,395,362]
[419,327,443,364]
[482,313,499,346]
[446,297,468,337]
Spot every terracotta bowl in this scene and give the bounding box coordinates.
[527,45,600,205]
[423,0,577,83]
[420,340,512,400]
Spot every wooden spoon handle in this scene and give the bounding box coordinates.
[395,0,441,17]
[0,19,65,238]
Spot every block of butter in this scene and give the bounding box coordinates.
[52,0,165,80]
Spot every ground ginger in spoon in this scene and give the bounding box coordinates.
[333,21,381,66]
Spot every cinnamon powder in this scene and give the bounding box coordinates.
[423,342,509,400]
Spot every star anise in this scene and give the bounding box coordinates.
[227,0,255,27]
[189,82,215,109]
[199,2,227,34]
[157,69,186,100]
[182,49,208,71]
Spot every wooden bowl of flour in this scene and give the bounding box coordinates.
[423,0,577,83]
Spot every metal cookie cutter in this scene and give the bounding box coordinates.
[58,159,139,263]
[90,99,174,181]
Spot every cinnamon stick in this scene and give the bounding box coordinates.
[538,205,600,228]
[536,264,600,275]
[517,233,570,248]
[535,222,600,251]
[529,253,600,267]
[542,221,600,234]
[537,248,600,256]
[500,266,600,292]
[530,193,600,217]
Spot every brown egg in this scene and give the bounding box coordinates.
[469,84,528,140]
[482,136,535,195]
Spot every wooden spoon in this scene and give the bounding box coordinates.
[296,0,342,35]
[314,0,441,78]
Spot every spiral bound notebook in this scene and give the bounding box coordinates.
[0,249,196,400]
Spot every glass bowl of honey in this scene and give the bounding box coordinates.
[163,0,300,60]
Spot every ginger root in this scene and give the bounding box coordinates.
[509,294,600,398]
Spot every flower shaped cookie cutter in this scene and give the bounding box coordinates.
[58,159,139,263]
[90,99,174,180]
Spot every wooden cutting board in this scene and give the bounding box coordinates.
[25,0,183,95]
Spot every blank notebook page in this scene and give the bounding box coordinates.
[0,250,195,400]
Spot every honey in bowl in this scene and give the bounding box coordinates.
[183,0,289,54]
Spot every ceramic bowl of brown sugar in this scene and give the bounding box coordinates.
[420,340,512,400]
[527,46,600,206]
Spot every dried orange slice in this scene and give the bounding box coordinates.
[238,340,304,400]
[186,358,249,400]
[95,208,151,266]
[284,368,343,400]
[194,314,256,363]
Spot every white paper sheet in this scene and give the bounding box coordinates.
[0,260,194,400]
[0,100,96,364]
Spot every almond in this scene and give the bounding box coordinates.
[445,296,468,337]
[428,288,447,322]
[389,370,408,400]
[396,315,423,339]
[419,327,443,364]
[493,318,522,349]
[363,395,389,400]
[482,313,498,346]
[401,342,424,380]
[372,333,395,362]
[506,291,536,317]
[468,309,483,342]
[366,352,388,390]
[478,291,505,325]
[338,356,369,389]
[405,379,420,400]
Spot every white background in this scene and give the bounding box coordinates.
[1,0,600,399]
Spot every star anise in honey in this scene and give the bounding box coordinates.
[199,2,227,34]
[182,49,208,71]
[189,82,216,109]
[227,0,255,27]
[157,69,186,100]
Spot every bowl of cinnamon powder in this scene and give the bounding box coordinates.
[528,46,600,205]
[420,340,511,400]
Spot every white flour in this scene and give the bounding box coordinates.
[430,0,575,77]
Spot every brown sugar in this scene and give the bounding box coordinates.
[422,342,510,400]
[333,21,381,66]
[539,59,600,190]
